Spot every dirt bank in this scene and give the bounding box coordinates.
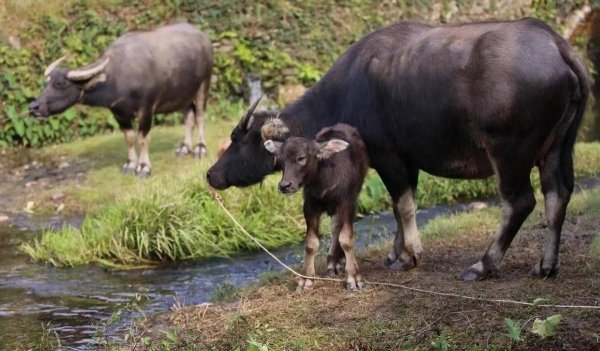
[135,194,600,350]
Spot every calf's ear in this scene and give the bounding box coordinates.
[264,140,283,155]
[317,139,349,160]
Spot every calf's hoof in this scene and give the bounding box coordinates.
[346,280,365,292]
[529,258,559,278]
[175,143,192,157]
[135,163,152,178]
[459,262,491,281]
[193,143,207,159]
[121,161,136,175]
[295,277,314,293]
[325,262,345,277]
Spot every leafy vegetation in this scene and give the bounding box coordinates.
[0,0,586,146]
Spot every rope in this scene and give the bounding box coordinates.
[209,190,600,310]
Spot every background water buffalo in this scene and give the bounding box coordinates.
[208,18,590,281]
[29,23,213,176]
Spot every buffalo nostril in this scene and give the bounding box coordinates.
[206,169,212,179]
[29,101,40,110]
[278,180,291,192]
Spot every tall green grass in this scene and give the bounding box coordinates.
[22,173,305,267]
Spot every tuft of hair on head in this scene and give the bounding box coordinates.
[260,118,290,141]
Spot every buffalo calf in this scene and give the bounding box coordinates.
[265,123,369,291]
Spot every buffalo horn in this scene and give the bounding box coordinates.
[44,56,66,76]
[240,95,262,130]
[66,57,110,81]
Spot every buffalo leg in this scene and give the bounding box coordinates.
[176,106,195,157]
[116,116,137,174]
[531,148,572,277]
[374,155,421,270]
[325,214,345,276]
[136,110,153,177]
[461,161,536,281]
[193,82,209,158]
[298,203,321,292]
[337,210,364,291]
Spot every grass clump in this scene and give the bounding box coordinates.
[22,172,305,267]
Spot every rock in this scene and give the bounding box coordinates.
[25,181,37,188]
[8,36,21,50]
[56,203,65,213]
[51,192,65,201]
[469,201,488,211]
[58,162,70,169]
[0,214,9,222]
[24,201,35,214]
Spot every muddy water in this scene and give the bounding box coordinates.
[0,201,474,350]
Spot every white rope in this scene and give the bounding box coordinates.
[210,190,600,310]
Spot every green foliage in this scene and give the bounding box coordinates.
[21,172,306,267]
[531,314,563,339]
[504,318,522,342]
[431,330,450,351]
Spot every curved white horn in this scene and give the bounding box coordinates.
[67,57,110,81]
[44,56,66,76]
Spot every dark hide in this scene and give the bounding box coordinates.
[266,124,369,291]
[208,18,590,280]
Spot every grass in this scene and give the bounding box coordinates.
[112,188,600,350]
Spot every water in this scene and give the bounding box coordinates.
[0,202,471,350]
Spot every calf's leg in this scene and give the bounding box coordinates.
[336,211,364,291]
[297,203,322,292]
[325,214,345,276]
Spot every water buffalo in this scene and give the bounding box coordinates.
[265,123,369,291]
[29,23,213,176]
[208,18,589,281]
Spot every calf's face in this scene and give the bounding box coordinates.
[264,137,349,194]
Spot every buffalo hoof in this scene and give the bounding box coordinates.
[346,280,365,291]
[175,143,192,157]
[459,262,491,281]
[135,163,152,178]
[121,161,136,175]
[529,259,559,278]
[193,143,207,159]
[383,254,417,271]
[295,277,314,293]
[325,265,345,277]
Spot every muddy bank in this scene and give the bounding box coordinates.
[136,194,600,350]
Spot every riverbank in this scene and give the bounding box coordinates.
[119,188,600,350]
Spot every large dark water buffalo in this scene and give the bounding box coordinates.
[208,18,590,281]
[29,23,213,176]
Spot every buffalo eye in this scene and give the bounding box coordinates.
[53,79,68,89]
[297,155,306,165]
